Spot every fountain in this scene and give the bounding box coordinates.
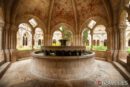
[31,46,95,80]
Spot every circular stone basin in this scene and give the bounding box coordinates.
[31,52,95,80]
[31,46,95,80]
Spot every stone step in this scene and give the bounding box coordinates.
[0,62,11,79]
[17,57,31,61]
[95,57,106,61]
[113,62,130,83]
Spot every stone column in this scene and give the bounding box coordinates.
[112,25,121,62]
[118,24,127,62]
[10,25,17,62]
[105,27,114,62]
[78,33,82,46]
[90,29,93,50]
[119,25,127,50]
[0,22,4,50]
[0,22,4,62]
[74,33,79,46]
[46,33,52,46]
[3,23,11,62]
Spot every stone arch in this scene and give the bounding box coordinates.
[34,27,44,49]
[126,32,130,47]
[14,15,47,34]
[82,29,91,48]
[93,25,107,48]
[51,23,74,46]
[16,23,32,50]
[51,23,74,36]
[80,16,108,34]
[80,16,108,47]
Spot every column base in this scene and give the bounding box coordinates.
[4,49,11,62]
[106,50,114,62]
[118,50,128,63]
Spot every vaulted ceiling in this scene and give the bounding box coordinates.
[0,0,125,29]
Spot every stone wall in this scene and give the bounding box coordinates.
[94,51,113,61]
[11,50,32,62]
[0,50,4,65]
[118,50,128,63]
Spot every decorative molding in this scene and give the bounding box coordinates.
[47,0,55,34]
[72,0,78,33]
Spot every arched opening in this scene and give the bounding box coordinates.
[93,25,107,51]
[128,39,130,46]
[16,23,32,50]
[34,27,43,49]
[126,33,130,47]
[82,29,91,50]
[52,30,62,46]
[52,25,73,46]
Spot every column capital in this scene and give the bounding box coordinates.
[11,24,17,32]
[0,20,4,26]
[0,21,4,31]
[119,24,127,29]
[106,25,113,29]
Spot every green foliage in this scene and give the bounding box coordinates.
[52,41,61,46]
[92,45,107,51]
[127,48,130,54]
[59,26,72,41]
[17,47,32,51]
[83,30,88,44]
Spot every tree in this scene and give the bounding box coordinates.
[83,30,88,45]
[59,26,72,41]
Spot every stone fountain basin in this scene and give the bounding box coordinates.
[31,52,95,80]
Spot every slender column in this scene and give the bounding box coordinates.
[3,23,11,62]
[10,25,17,62]
[10,25,17,49]
[47,0,54,46]
[119,25,127,50]
[112,24,120,61]
[91,29,93,50]
[105,26,114,62]
[116,25,128,62]
[107,27,113,50]
[0,22,4,50]
[72,0,78,46]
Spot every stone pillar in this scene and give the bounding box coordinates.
[119,25,127,50]
[3,23,11,62]
[112,25,121,62]
[0,22,4,62]
[0,22,4,50]
[78,33,82,46]
[9,25,17,62]
[105,27,114,62]
[45,33,52,46]
[91,30,93,50]
[118,25,128,62]
[74,33,79,46]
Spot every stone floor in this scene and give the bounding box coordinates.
[0,59,129,87]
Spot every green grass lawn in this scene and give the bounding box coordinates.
[17,47,32,51]
[127,48,130,53]
[92,45,107,51]
[85,45,107,51]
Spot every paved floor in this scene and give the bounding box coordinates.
[0,59,129,87]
